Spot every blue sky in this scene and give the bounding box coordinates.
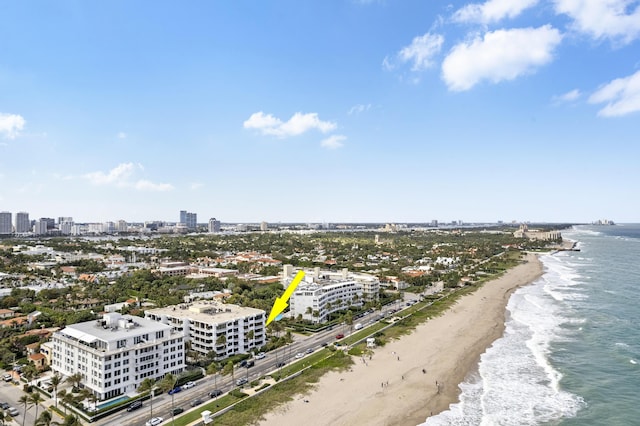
[1,0,639,224]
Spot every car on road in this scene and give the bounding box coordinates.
[245,360,255,368]
[236,377,248,386]
[276,361,285,367]
[168,386,182,395]
[171,407,184,415]
[145,417,164,426]
[321,342,328,347]
[255,352,266,359]
[335,333,344,339]
[208,389,223,398]
[306,348,314,354]
[190,399,204,407]
[295,352,304,359]
[239,359,247,367]
[7,407,19,417]
[126,400,143,412]
[183,381,196,389]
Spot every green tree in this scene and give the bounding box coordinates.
[50,374,62,409]
[222,360,235,384]
[159,374,178,425]
[35,410,53,426]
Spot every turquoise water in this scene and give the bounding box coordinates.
[96,395,129,410]
[422,224,640,425]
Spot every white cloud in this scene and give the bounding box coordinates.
[398,32,444,71]
[243,111,336,138]
[588,70,640,117]
[453,0,539,24]
[320,135,346,149]
[117,132,127,139]
[553,0,640,43]
[553,89,582,103]
[348,104,372,115]
[0,113,26,139]
[441,25,562,91]
[190,182,204,190]
[134,180,174,192]
[84,163,138,186]
[84,162,174,191]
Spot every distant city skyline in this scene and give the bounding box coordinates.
[1,2,639,223]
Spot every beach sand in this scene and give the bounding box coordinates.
[258,253,543,426]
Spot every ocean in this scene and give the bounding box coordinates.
[421,224,640,426]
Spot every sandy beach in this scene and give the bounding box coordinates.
[258,252,543,426]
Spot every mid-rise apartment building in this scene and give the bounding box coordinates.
[145,301,266,361]
[284,266,380,324]
[289,279,364,323]
[51,313,185,401]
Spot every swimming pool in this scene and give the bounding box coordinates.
[96,395,129,410]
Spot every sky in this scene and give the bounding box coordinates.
[1,0,639,224]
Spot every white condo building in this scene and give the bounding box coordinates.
[145,301,266,361]
[285,266,380,324]
[51,313,185,401]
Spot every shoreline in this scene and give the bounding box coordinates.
[257,252,544,426]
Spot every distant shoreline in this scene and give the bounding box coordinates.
[258,253,544,426]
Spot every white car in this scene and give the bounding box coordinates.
[255,352,266,360]
[183,381,196,389]
[145,417,164,426]
[295,352,304,359]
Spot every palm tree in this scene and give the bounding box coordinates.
[35,411,53,426]
[61,391,76,415]
[222,360,235,385]
[18,394,30,426]
[59,414,81,426]
[50,374,62,409]
[207,362,220,397]
[65,373,83,391]
[136,378,156,419]
[29,391,45,425]
[158,374,177,426]
[57,389,67,414]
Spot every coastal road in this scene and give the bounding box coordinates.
[0,376,41,426]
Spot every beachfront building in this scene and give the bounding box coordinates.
[289,278,364,323]
[513,224,561,241]
[145,301,266,361]
[50,312,185,401]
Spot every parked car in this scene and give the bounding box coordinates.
[295,352,304,359]
[171,407,184,415]
[208,389,223,398]
[335,333,344,339]
[2,374,12,382]
[0,402,9,410]
[236,377,248,386]
[190,399,204,407]
[182,381,196,389]
[126,400,143,412]
[7,407,19,417]
[168,386,182,395]
[255,352,266,359]
[145,417,164,426]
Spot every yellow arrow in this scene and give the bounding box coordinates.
[266,270,305,326]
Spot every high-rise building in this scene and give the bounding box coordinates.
[58,216,73,225]
[260,221,268,231]
[208,218,221,233]
[34,220,48,235]
[40,218,55,230]
[15,212,30,233]
[180,210,197,230]
[116,220,128,232]
[0,212,12,234]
